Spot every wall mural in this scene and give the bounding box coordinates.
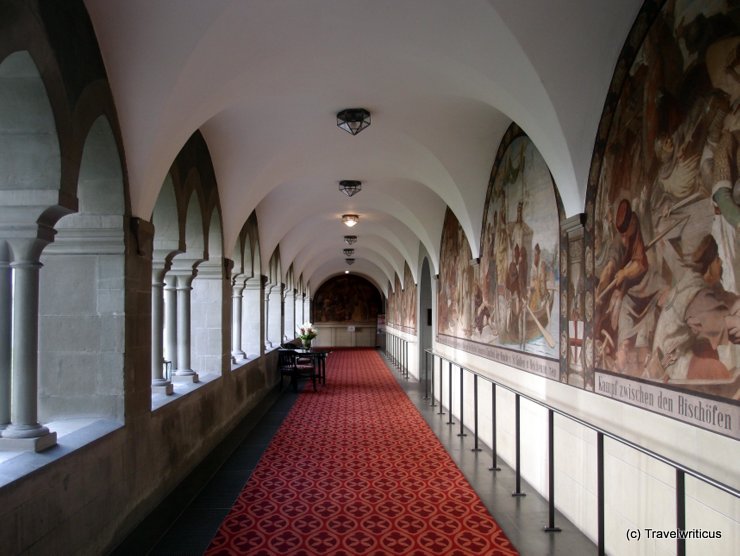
[386,263,417,333]
[438,129,561,379]
[312,275,381,323]
[589,0,740,438]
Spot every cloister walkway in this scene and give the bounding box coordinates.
[114,349,595,555]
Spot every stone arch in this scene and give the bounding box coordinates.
[38,114,126,422]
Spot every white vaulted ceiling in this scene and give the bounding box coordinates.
[83,0,642,291]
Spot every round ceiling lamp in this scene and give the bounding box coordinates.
[336,108,371,135]
[343,248,355,256]
[342,214,359,227]
[344,235,357,245]
[339,180,362,197]
[345,258,355,265]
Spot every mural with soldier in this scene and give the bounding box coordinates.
[438,131,561,377]
[386,263,417,333]
[592,0,740,412]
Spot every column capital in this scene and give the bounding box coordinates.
[3,234,52,264]
[244,275,263,290]
[175,273,196,290]
[195,259,223,280]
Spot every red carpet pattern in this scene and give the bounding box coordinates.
[206,349,518,555]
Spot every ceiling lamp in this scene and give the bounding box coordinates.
[343,248,355,256]
[344,235,357,245]
[339,180,362,197]
[345,258,355,265]
[342,214,359,227]
[336,108,371,135]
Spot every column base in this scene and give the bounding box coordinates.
[0,431,57,452]
[152,382,174,395]
[231,350,246,362]
[172,372,199,384]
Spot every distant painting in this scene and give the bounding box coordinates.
[437,131,561,378]
[438,209,476,338]
[313,275,381,323]
[386,264,417,333]
[590,1,740,436]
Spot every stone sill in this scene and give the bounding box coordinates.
[0,418,123,488]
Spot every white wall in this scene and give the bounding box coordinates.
[431,342,739,555]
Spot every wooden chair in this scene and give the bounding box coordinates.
[294,351,318,392]
[278,349,297,390]
[278,348,317,392]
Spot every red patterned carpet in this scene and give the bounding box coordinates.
[206,349,518,555]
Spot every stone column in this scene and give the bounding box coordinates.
[164,273,178,370]
[173,273,199,382]
[231,277,246,362]
[284,288,296,342]
[151,264,173,395]
[264,286,272,349]
[1,238,56,450]
[243,276,265,358]
[267,283,283,348]
[0,250,11,431]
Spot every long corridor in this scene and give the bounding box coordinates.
[115,350,595,555]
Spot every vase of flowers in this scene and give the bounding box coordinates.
[297,322,317,350]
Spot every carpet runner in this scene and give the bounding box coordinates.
[205,349,518,555]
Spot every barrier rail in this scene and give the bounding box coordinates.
[384,331,408,379]
[403,348,739,556]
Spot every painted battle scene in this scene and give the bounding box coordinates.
[386,264,417,332]
[312,275,381,323]
[593,0,740,401]
[438,135,560,359]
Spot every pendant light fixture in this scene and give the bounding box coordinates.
[336,108,371,135]
[342,214,359,227]
[338,180,362,197]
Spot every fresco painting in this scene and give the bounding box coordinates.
[312,275,381,323]
[592,0,740,405]
[386,264,417,333]
[438,133,561,371]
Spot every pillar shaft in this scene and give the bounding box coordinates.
[244,277,265,358]
[264,289,272,348]
[164,275,177,369]
[266,284,283,348]
[4,259,48,438]
[175,274,195,376]
[231,280,246,361]
[0,258,11,429]
[151,266,172,392]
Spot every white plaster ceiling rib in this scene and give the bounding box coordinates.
[256,178,446,281]
[83,0,642,284]
[277,219,408,289]
[206,110,479,260]
[271,209,425,288]
[291,232,399,285]
[301,248,396,293]
[308,261,390,299]
[490,0,644,217]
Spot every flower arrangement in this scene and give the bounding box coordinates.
[297,322,317,348]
